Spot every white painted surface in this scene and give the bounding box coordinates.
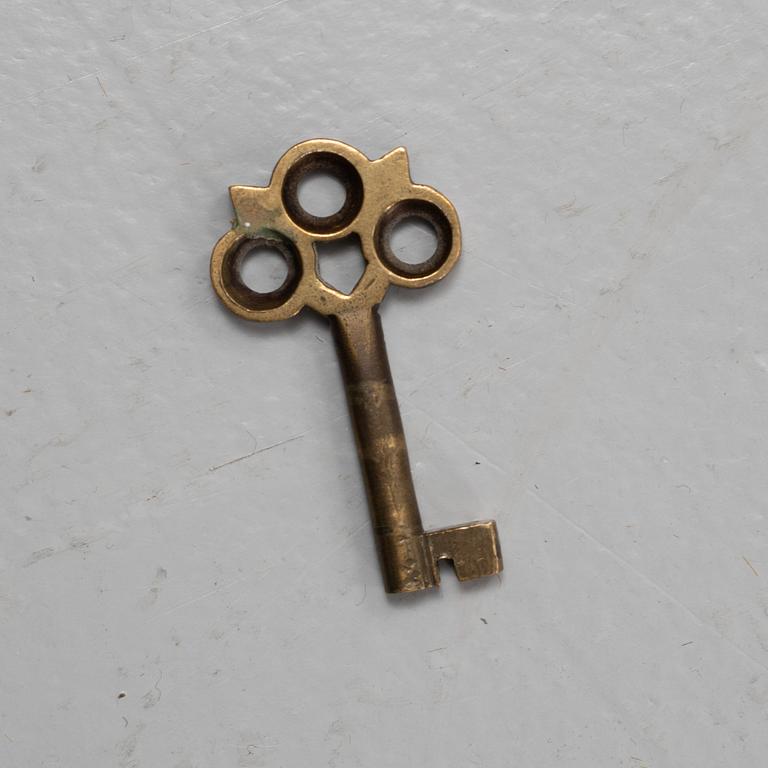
[2,2,768,766]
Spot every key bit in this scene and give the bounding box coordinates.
[210,139,503,594]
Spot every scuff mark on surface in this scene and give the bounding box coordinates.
[209,433,305,472]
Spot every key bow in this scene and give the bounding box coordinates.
[210,139,461,320]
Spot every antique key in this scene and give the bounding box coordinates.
[210,139,502,593]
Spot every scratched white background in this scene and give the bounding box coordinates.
[2,1,768,766]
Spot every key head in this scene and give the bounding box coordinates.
[210,139,461,321]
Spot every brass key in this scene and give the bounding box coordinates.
[210,139,502,593]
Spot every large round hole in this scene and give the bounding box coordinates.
[297,171,347,218]
[388,217,438,265]
[282,152,364,235]
[374,199,453,279]
[238,244,290,293]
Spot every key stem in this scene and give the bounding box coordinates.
[331,305,438,592]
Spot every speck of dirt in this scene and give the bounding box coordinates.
[117,691,126,699]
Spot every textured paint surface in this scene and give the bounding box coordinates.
[2,1,768,766]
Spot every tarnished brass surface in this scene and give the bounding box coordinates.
[210,139,502,594]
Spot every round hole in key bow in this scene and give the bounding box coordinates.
[375,199,453,279]
[221,236,303,312]
[389,217,438,265]
[238,244,290,293]
[282,151,364,235]
[297,171,347,218]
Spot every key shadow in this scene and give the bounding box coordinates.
[385,561,503,606]
[211,294,329,340]
[381,256,465,314]
[386,587,444,606]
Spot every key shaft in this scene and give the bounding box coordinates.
[332,306,436,592]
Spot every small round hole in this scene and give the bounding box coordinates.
[389,217,438,266]
[221,236,302,313]
[297,172,347,218]
[238,245,289,294]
